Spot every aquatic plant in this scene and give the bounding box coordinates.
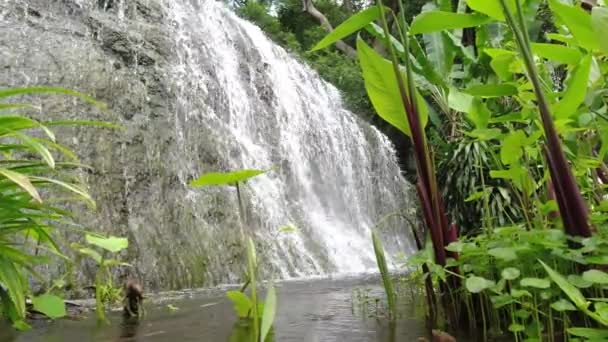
[72,234,130,323]
[190,169,277,341]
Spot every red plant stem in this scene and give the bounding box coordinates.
[500,0,592,238]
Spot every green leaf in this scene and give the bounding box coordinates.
[445,241,464,253]
[467,128,501,140]
[85,234,128,253]
[278,223,298,234]
[592,7,608,54]
[32,294,66,319]
[520,277,550,289]
[448,87,473,113]
[465,84,518,97]
[501,267,521,280]
[488,247,517,261]
[0,257,27,320]
[568,327,608,339]
[539,260,588,309]
[356,38,428,137]
[511,288,532,298]
[10,131,55,168]
[554,55,592,119]
[466,276,495,293]
[75,247,102,263]
[0,86,106,109]
[410,11,491,35]
[500,130,526,165]
[508,324,525,332]
[29,176,95,208]
[465,0,515,21]
[582,270,608,285]
[568,274,593,289]
[467,98,491,129]
[531,43,583,65]
[0,168,42,203]
[548,0,599,51]
[190,169,269,187]
[260,284,277,342]
[551,299,577,312]
[226,291,252,318]
[311,7,386,51]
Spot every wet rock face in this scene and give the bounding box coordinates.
[1,0,237,290]
[0,0,416,291]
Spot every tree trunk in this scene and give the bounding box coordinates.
[301,0,357,59]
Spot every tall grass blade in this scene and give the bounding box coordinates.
[372,230,396,320]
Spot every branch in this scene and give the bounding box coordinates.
[301,0,357,59]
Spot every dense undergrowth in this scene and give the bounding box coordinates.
[311,0,608,340]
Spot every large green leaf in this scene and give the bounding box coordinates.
[190,169,268,187]
[465,0,515,21]
[500,130,526,165]
[568,327,608,339]
[582,270,608,285]
[554,54,592,119]
[226,291,253,318]
[260,284,276,342]
[356,38,428,137]
[520,277,550,289]
[501,267,521,280]
[531,43,583,65]
[488,247,517,261]
[539,260,588,309]
[85,234,128,253]
[311,7,386,51]
[0,169,42,203]
[548,0,599,51]
[466,276,495,293]
[32,294,66,319]
[592,7,608,54]
[465,84,518,97]
[448,87,473,113]
[410,11,491,35]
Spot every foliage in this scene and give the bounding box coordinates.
[72,234,130,323]
[314,0,608,337]
[0,87,111,330]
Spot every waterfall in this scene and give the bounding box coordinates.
[0,0,417,290]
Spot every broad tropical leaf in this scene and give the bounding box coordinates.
[311,7,387,51]
[356,38,428,137]
[32,294,66,319]
[410,11,491,35]
[85,234,128,253]
[190,169,268,187]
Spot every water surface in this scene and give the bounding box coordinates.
[2,276,430,342]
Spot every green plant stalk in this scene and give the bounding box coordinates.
[246,238,259,341]
[371,230,396,321]
[95,263,106,323]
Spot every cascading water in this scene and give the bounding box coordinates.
[0,0,417,290]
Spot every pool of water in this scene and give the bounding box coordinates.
[1,275,431,342]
